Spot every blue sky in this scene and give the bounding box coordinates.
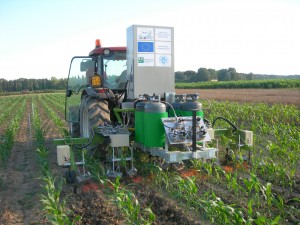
[0,0,299,80]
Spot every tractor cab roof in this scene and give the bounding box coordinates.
[89,46,126,56]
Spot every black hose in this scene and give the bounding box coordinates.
[72,127,95,149]
[212,117,237,132]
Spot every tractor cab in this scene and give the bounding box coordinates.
[65,40,127,138]
[66,42,127,94]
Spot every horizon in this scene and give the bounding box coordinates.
[1,71,300,82]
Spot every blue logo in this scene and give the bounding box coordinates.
[138,42,154,52]
[159,56,169,65]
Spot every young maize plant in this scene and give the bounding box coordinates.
[0,96,27,164]
[32,97,80,224]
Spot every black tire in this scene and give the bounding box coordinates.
[80,96,110,138]
[69,105,80,137]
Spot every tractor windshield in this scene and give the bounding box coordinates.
[101,51,127,90]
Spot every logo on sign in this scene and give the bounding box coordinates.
[138,42,154,53]
[159,56,168,65]
[138,57,144,63]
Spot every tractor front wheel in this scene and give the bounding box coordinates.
[80,96,110,138]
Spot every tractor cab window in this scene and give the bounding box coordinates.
[66,56,96,122]
[67,57,96,94]
[101,50,127,90]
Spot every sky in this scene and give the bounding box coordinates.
[0,0,299,80]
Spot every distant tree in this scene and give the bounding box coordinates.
[0,77,68,92]
[208,68,217,80]
[184,70,197,82]
[225,71,231,81]
[175,71,185,82]
[228,67,241,80]
[0,79,3,92]
[197,67,210,81]
[217,69,231,81]
[246,72,254,80]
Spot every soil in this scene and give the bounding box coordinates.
[67,190,125,225]
[176,88,300,107]
[127,182,207,225]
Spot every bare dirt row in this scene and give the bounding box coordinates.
[0,99,43,224]
[176,88,300,107]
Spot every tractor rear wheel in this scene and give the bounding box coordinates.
[80,96,110,138]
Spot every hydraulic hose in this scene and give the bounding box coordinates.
[73,127,95,149]
[212,117,237,133]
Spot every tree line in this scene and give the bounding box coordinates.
[176,79,300,89]
[0,77,67,92]
[1,68,299,92]
[175,67,300,83]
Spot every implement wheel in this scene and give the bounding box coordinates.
[80,96,110,138]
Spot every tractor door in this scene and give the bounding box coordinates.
[65,57,96,136]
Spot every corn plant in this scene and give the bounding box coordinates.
[41,93,65,114]
[32,96,80,224]
[38,95,68,136]
[85,155,156,224]
[202,191,246,224]
[40,175,80,225]
[109,177,155,225]
[225,171,243,196]
[0,96,27,164]
[172,176,198,207]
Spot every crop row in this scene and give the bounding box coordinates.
[142,165,285,224]
[205,101,299,189]
[31,95,80,224]
[37,95,67,135]
[41,93,65,115]
[0,96,25,131]
[176,79,300,89]
[0,96,27,164]
[32,94,157,224]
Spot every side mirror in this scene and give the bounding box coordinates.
[66,89,72,97]
[80,60,94,72]
[80,61,87,72]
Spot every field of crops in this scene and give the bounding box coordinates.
[176,79,300,89]
[0,92,299,224]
